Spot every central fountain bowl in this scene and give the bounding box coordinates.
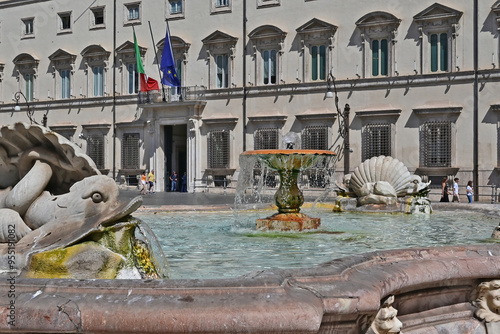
[241,149,336,231]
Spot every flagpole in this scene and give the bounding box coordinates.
[148,21,166,102]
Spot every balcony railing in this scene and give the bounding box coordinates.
[138,86,206,104]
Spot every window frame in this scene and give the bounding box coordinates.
[202,31,237,89]
[210,0,231,14]
[57,11,72,34]
[362,122,392,161]
[420,120,452,168]
[121,132,141,170]
[90,6,106,29]
[301,125,329,150]
[355,12,400,78]
[254,127,279,150]
[21,17,35,39]
[414,3,462,75]
[167,0,185,19]
[124,2,141,26]
[208,129,231,169]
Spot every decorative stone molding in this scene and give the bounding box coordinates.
[356,12,401,78]
[202,31,238,89]
[257,0,280,8]
[296,18,337,82]
[248,25,287,85]
[355,108,401,119]
[413,3,463,74]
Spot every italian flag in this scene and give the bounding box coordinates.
[133,31,159,92]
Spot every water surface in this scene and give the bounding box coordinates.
[137,209,498,279]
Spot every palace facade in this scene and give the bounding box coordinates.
[1,0,500,196]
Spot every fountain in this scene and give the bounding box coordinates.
[240,149,335,231]
[2,123,500,333]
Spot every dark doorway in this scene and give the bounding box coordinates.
[164,124,187,192]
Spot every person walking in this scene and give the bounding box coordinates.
[452,177,460,203]
[466,181,474,203]
[170,171,178,192]
[148,169,155,194]
[440,177,450,202]
[139,171,147,195]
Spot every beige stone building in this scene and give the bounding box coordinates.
[0,0,499,198]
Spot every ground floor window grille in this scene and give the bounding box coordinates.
[87,134,105,170]
[302,125,328,150]
[420,120,451,167]
[254,128,279,150]
[362,123,391,161]
[122,133,140,169]
[208,129,230,168]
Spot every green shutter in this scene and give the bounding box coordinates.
[431,34,438,72]
[440,33,448,71]
[311,46,318,81]
[372,40,379,76]
[380,39,388,76]
[319,45,326,80]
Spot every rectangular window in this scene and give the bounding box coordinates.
[362,123,391,161]
[93,66,104,97]
[127,4,140,21]
[421,120,451,167]
[311,45,326,81]
[25,74,33,102]
[92,7,105,26]
[372,39,388,76]
[254,128,279,150]
[122,133,140,169]
[59,12,71,31]
[23,18,34,35]
[302,125,328,150]
[208,129,230,168]
[87,134,105,170]
[128,63,139,94]
[216,0,229,7]
[170,0,183,13]
[431,33,448,72]
[263,50,277,85]
[216,54,228,88]
[61,69,71,99]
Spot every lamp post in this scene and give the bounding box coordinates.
[14,91,47,127]
[326,72,350,175]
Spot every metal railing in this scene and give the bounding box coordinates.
[138,86,206,104]
[430,184,498,203]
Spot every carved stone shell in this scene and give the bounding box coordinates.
[349,156,412,197]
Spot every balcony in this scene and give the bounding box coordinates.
[138,86,206,104]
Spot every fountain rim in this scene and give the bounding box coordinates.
[241,149,336,156]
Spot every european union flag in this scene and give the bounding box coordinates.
[160,26,181,87]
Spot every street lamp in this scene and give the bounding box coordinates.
[13,91,47,127]
[326,72,350,175]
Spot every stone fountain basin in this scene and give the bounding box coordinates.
[241,149,335,171]
[1,243,499,333]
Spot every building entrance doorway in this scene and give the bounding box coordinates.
[164,124,187,192]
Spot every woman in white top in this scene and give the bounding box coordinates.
[466,180,473,203]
